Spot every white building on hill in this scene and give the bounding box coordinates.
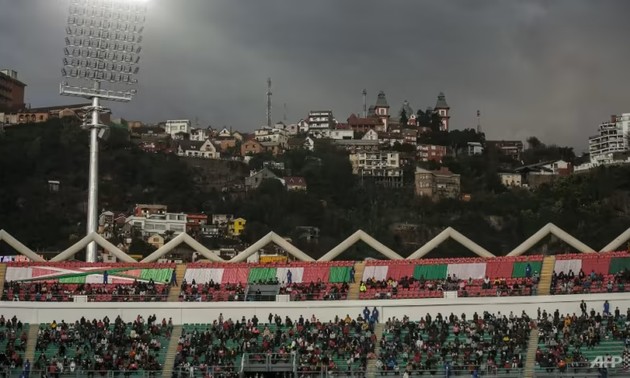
[589,114,630,164]
[165,120,191,137]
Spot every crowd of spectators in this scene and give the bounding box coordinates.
[179,279,349,303]
[378,311,532,376]
[2,280,169,302]
[359,274,538,300]
[536,301,630,373]
[279,281,350,301]
[0,315,27,373]
[551,268,630,295]
[179,279,245,302]
[34,314,171,375]
[174,313,376,377]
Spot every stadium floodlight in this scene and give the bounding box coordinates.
[60,0,148,263]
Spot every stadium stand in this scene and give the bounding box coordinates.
[180,262,355,302]
[536,306,630,375]
[0,315,28,372]
[173,313,376,377]
[1,262,174,302]
[32,315,171,376]
[359,257,543,300]
[551,252,630,295]
[378,311,532,376]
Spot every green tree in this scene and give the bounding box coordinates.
[128,238,156,258]
[399,108,408,126]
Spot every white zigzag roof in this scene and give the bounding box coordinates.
[0,223,629,262]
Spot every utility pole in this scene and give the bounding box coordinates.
[266,77,272,127]
[476,110,482,134]
[362,89,367,117]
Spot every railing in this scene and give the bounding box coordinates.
[0,369,164,378]
[1,293,170,302]
[368,368,525,377]
[243,352,295,374]
[173,366,240,377]
[533,366,627,377]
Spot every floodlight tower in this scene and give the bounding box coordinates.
[60,0,147,262]
[266,77,272,127]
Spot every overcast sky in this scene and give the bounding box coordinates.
[1,0,629,151]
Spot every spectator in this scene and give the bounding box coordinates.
[604,300,611,316]
[22,359,30,378]
[170,269,177,287]
[286,269,292,285]
[102,271,108,284]
[525,264,532,278]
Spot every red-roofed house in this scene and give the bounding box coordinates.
[186,213,208,234]
[241,138,264,156]
[347,113,383,133]
[283,177,307,191]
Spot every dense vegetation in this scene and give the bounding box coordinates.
[0,119,629,259]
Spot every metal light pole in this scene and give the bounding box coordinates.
[61,0,147,262]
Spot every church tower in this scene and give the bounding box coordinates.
[374,90,390,132]
[434,92,450,131]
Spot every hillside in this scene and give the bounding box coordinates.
[1,119,629,258]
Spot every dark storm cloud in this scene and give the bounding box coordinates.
[1,0,630,150]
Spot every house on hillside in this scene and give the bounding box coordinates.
[260,141,284,156]
[362,129,379,141]
[498,172,522,188]
[147,234,165,249]
[283,176,307,191]
[212,214,234,226]
[218,127,232,138]
[417,144,448,163]
[486,140,524,161]
[402,128,418,146]
[245,168,280,191]
[176,140,220,159]
[232,131,244,142]
[241,139,264,156]
[215,135,237,152]
[186,213,208,234]
[347,113,383,133]
[228,218,246,237]
[414,167,460,200]
[287,136,315,151]
[514,160,573,188]
[349,151,403,188]
[467,142,484,156]
[190,128,209,141]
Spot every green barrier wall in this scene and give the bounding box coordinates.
[248,267,277,283]
[413,264,448,280]
[140,268,173,283]
[609,257,630,274]
[329,266,352,283]
[512,261,542,278]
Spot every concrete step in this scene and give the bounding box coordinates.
[523,328,540,378]
[365,322,384,377]
[161,324,183,378]
[347,261,366,300]
[24,323,41,365]
[538,255,556,295]
[167,264,187,302]
[0,263,6,299]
